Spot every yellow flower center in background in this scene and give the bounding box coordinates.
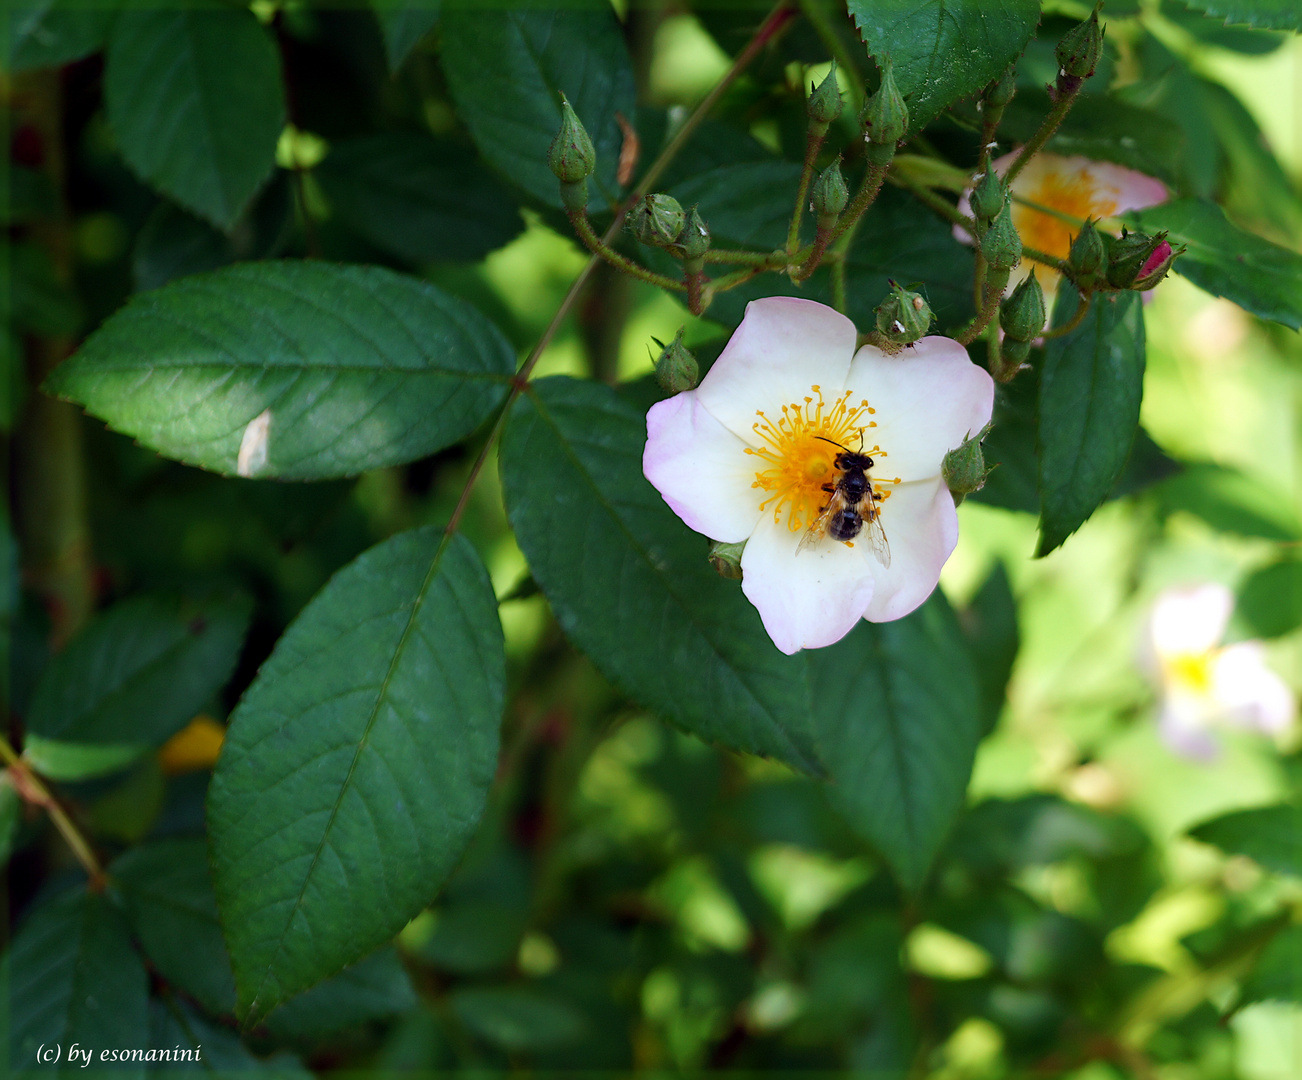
[1013,168,1118,260]
[746,386,878,531]
[1164,652,1215,696]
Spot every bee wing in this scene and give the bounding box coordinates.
[864,506,891,568]
[796,496,839,556]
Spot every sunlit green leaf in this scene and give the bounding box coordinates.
[1178,0,1302,31]
[500,377,822,775]
[1189,804,1302,876]
[960,561,1019,737]
[46,262,515,479]
[105,5,284,229]
[1238,926,1302,1007]
[1037,290,1146,555]
[1156,463,1302,541]
[209,527,504,1024]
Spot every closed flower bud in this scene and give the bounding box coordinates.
[627,193,685,248]
[807,62,843,129]
[862,60,908,162]
[548,93,595,184]
[678,205,710,261]
[810,158,849,222]
[942,422,994,504]
[980,196,1022,272]
[1068,218,1107,288]
[875,279,933,345]
[1106,228,1179,290]
[653,327,698,393]
[970,167,1005,226]
[708,540,745,580]
[999,270,1045,343]
[1055,2,1104,81]
[984,63,1017,110]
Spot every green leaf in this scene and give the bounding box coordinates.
[1129,199,1302,331]
[3,0,115,74]
[1239,926,1302,1007]
[8,886,150,1080]
[847,0,1041,132]
[112,838,237,1016]
[264,949,416,1043]
[208,526,504,1023]
[314,134,523,265]
[439,5,635,207]
[104,5,284,229]
[1037,290,1146,556]
[23,740,145,782]
[450,987,588,1053]
[46,261,515,479]
[805,592,982,892]
[149,1000,313,1078]
[1178,1,1302,32]
[499,377,822,775]
[372,0,440,73]
[959,561,1019,737]
[25,594,250,750]
[1236,557,1302,639]
[1189,804,1302,875]
[1156,463,1302,541]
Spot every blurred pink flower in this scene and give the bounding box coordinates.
[642,297,993,654]
[1142,583,1296,760]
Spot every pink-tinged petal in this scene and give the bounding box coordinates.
[1211,643,1297,735]
[644,392,762,543]
[1077,158,1167,214]
[847,336,994,482]
[863,476,958,622]
[1149,584,1233,660]
[740,516,875,655]
[1158,700,1221,761]
[696,297,858,442]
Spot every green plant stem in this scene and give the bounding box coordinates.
[704,247,780,267]
[830,160,889,246]
[972,250,988,311]
[830,254,848,313]
[685,264,707,316]
[567,210,686,292]
[787,126,826,254]
[1003,79,1084,188]
[1040,289,1093,339]
[1,737,106,888]
[957,267,1009,345]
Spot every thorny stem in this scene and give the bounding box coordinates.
[1003,78,1084,188]
[445,1,798,538]
[567,210,686,293]
[704,247,780,267]
[829,161,889,246]
[685,264,707,316]
[1040,288,1094,339]
[956,266,1010,346]
[787,125,826,255]
[1,737,106,888]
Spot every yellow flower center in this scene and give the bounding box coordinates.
[1013,168,1119,261]
[745,385,893,532]
[1164,651,1215,696]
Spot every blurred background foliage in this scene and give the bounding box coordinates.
[3,0,1302,1076]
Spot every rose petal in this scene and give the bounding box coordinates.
[740,515,876,654]
[847,336,994,483]
[696,297,858,442]
[1149,583,1233,660]
[863,476,958,622]
[1211,643,1297,735]
[644,392,763,543]
[1158,699,1221,761]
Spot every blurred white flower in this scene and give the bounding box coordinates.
[1143,583,1296,760]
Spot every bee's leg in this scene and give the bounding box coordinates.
[821,483,835,493]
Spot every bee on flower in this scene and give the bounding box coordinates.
[1142,583,1296,760]
[642,297,993,654]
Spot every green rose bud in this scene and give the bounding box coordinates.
[677,205,710,261]
[942,423,994,505]
[1055,2,1104,83]
[980,196,1022,272]
[653,327,698,393]
[999,270,1046,343]
[548,93,595,184]
[874,279,933,346]
[862,60,908,163]
[970,167,1005,227]
[1068,218,1108,288]
[994,338,1032,382]
[627,193,685,248]
[810,157,849,223]
[984,63,1017,110]
[1106,228,1178,290]
[708,540,745,580]
[807,62,843,129]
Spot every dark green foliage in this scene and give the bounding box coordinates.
[1235,557,1302,639]
[1189,805,1302,876]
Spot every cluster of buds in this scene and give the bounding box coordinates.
[873,279,933,348]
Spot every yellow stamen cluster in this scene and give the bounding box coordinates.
[745,385,889,532]
[1014,168,1118,260]
[1164,652,1214,696]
